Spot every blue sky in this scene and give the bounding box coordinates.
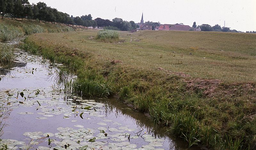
[29,0,256,32]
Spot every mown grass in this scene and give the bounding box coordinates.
[22,30,256,149]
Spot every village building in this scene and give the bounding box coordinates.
[138,13,153,30]
[138,13,199,32]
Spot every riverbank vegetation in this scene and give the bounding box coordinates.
[21,30,256,150]
[0,18,74,67]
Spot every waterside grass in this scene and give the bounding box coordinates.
[0,18,74,42]
[22,30,256,149]
[0,43,14,66]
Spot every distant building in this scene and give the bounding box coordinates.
[138,13,153,30]
[158,24,170,31]
[169,24,191,31]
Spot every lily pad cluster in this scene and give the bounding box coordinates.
[0,51,168,150]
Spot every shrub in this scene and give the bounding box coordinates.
[96,30,119,42]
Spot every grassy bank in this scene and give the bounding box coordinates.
[22,30,256,149]
[0,18,74,67]
[0,18,74,42]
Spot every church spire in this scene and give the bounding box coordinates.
[140,13,144,24]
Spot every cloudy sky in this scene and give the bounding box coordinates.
[29,0,256,32]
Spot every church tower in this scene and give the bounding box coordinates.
[140,13,144,24]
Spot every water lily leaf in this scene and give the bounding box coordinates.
[20,92,24,97]
[37,100,41,106]
[80,112,83,119]
[74,125,84,128]
[88,137,96,142]
[83,106,91,110]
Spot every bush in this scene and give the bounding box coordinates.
[96,30,119,42]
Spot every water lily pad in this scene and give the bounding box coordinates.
[74,125,84,128]
[97,122,107,126]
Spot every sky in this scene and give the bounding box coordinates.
[29,0,256,32]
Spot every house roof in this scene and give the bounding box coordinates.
[169,24,191,31]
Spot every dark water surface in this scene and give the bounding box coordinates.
[0,49,192,149]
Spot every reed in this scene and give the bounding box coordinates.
[0,44,14,66]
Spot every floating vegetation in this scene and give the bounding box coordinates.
[0,49,170,149]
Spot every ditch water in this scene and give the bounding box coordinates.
[0,46,190,149]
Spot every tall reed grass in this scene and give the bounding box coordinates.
[0,24,23,42]
[0,44,14,66]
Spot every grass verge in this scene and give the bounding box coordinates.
[22,30,256,150]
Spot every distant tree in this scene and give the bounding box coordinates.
[200,24,213,31]
[212,24,222,31]
[192,22,197,28]
[130,21,137,30]
[222,27,230,32]
[74,16,83,25]
[81,14,92,21]
[0,0,7,19]
[13,0,24,18]
[121,21,132,31]
[37,2,47,20]
[112,17,123,29]
[32,4,39,19]
[7,0,14,17]
[95,18,113,27]
[24,4,33,19]
[145,21,160,30]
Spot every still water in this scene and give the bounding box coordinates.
[0,49,190,149]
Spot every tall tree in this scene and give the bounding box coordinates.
[192,22,197,28]
[6,0,14,17]
[0,0,7,19]
[24,4,33,19]
[13,0,23,18]
[213,24,222,31]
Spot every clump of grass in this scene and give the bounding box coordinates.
[73,79,110,98]
[0,24,23,42]
[96,30,119,42]
[22,24,45,35]
[0,44,14,66]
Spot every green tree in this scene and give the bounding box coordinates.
[6,0,14,17]
[192,22,197,28]
[222,27,230,32]
[24,4,33,19]
[212,24,222,31]
[200,24,213,31]
[32,4,39,19]
[74,16,83,25]
[0,0,7,19]
[13,0,23,18]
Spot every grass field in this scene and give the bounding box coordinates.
[21,29,256,149]
[25,30,256,83]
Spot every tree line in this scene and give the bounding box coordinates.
[192,22,238,32]
[0,0,137,31]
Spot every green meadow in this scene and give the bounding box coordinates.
[1,19,256,149]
